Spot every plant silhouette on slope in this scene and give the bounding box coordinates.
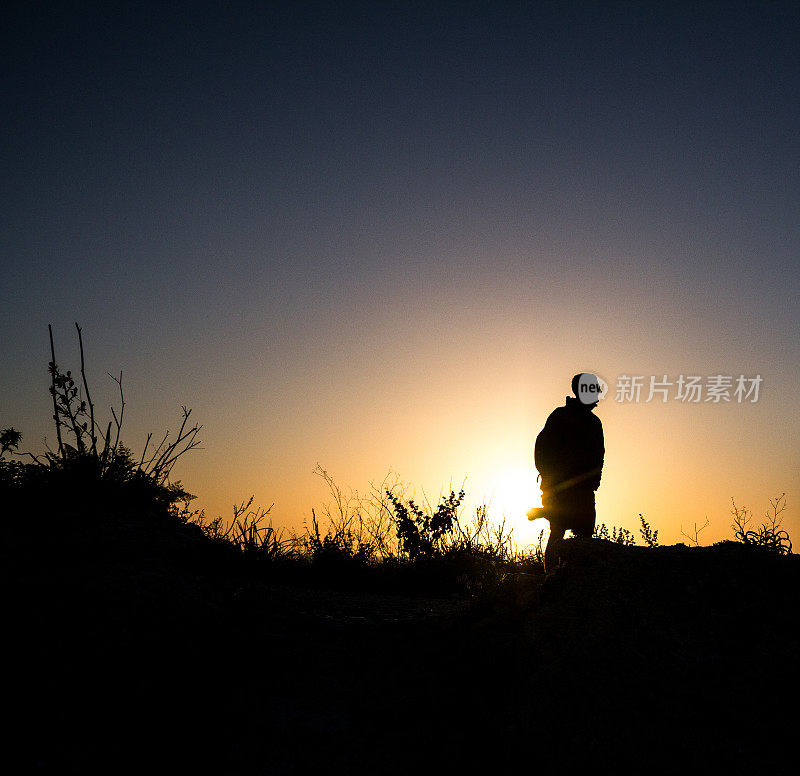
[386,488,465,559]
[593,523,636,545]
[731,494,792,555]
[0,324,201,515]
[638,513,659,547]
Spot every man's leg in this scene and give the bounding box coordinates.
[546,489,595,570]
[572,523,594,539]
[571,488,597,539]
[544,521,565,573]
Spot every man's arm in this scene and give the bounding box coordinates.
[591,420,604,490]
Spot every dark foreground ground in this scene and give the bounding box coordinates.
[5,507,799,775]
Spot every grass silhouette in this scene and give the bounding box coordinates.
[2,325,797,773]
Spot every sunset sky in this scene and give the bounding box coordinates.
[2,1,798,546]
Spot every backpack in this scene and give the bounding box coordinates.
[534,414,559,482]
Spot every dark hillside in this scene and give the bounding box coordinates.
[5,504,798,774]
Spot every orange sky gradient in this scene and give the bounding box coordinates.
[15,258,796,552]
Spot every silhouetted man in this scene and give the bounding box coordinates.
[534,373,605,572]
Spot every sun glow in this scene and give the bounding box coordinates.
[492,466,542,522]
[480,465,551,549]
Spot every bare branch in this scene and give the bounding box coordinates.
[142,430,170,473]
[48,324,64,460]
[139,432,153,468]
[99,421,112,471]
[680,518,709,547]
[107,371,125,449]
[75,322,97,456]
[13,450,48,466]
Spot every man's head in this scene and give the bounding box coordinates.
[571,372,604,407]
